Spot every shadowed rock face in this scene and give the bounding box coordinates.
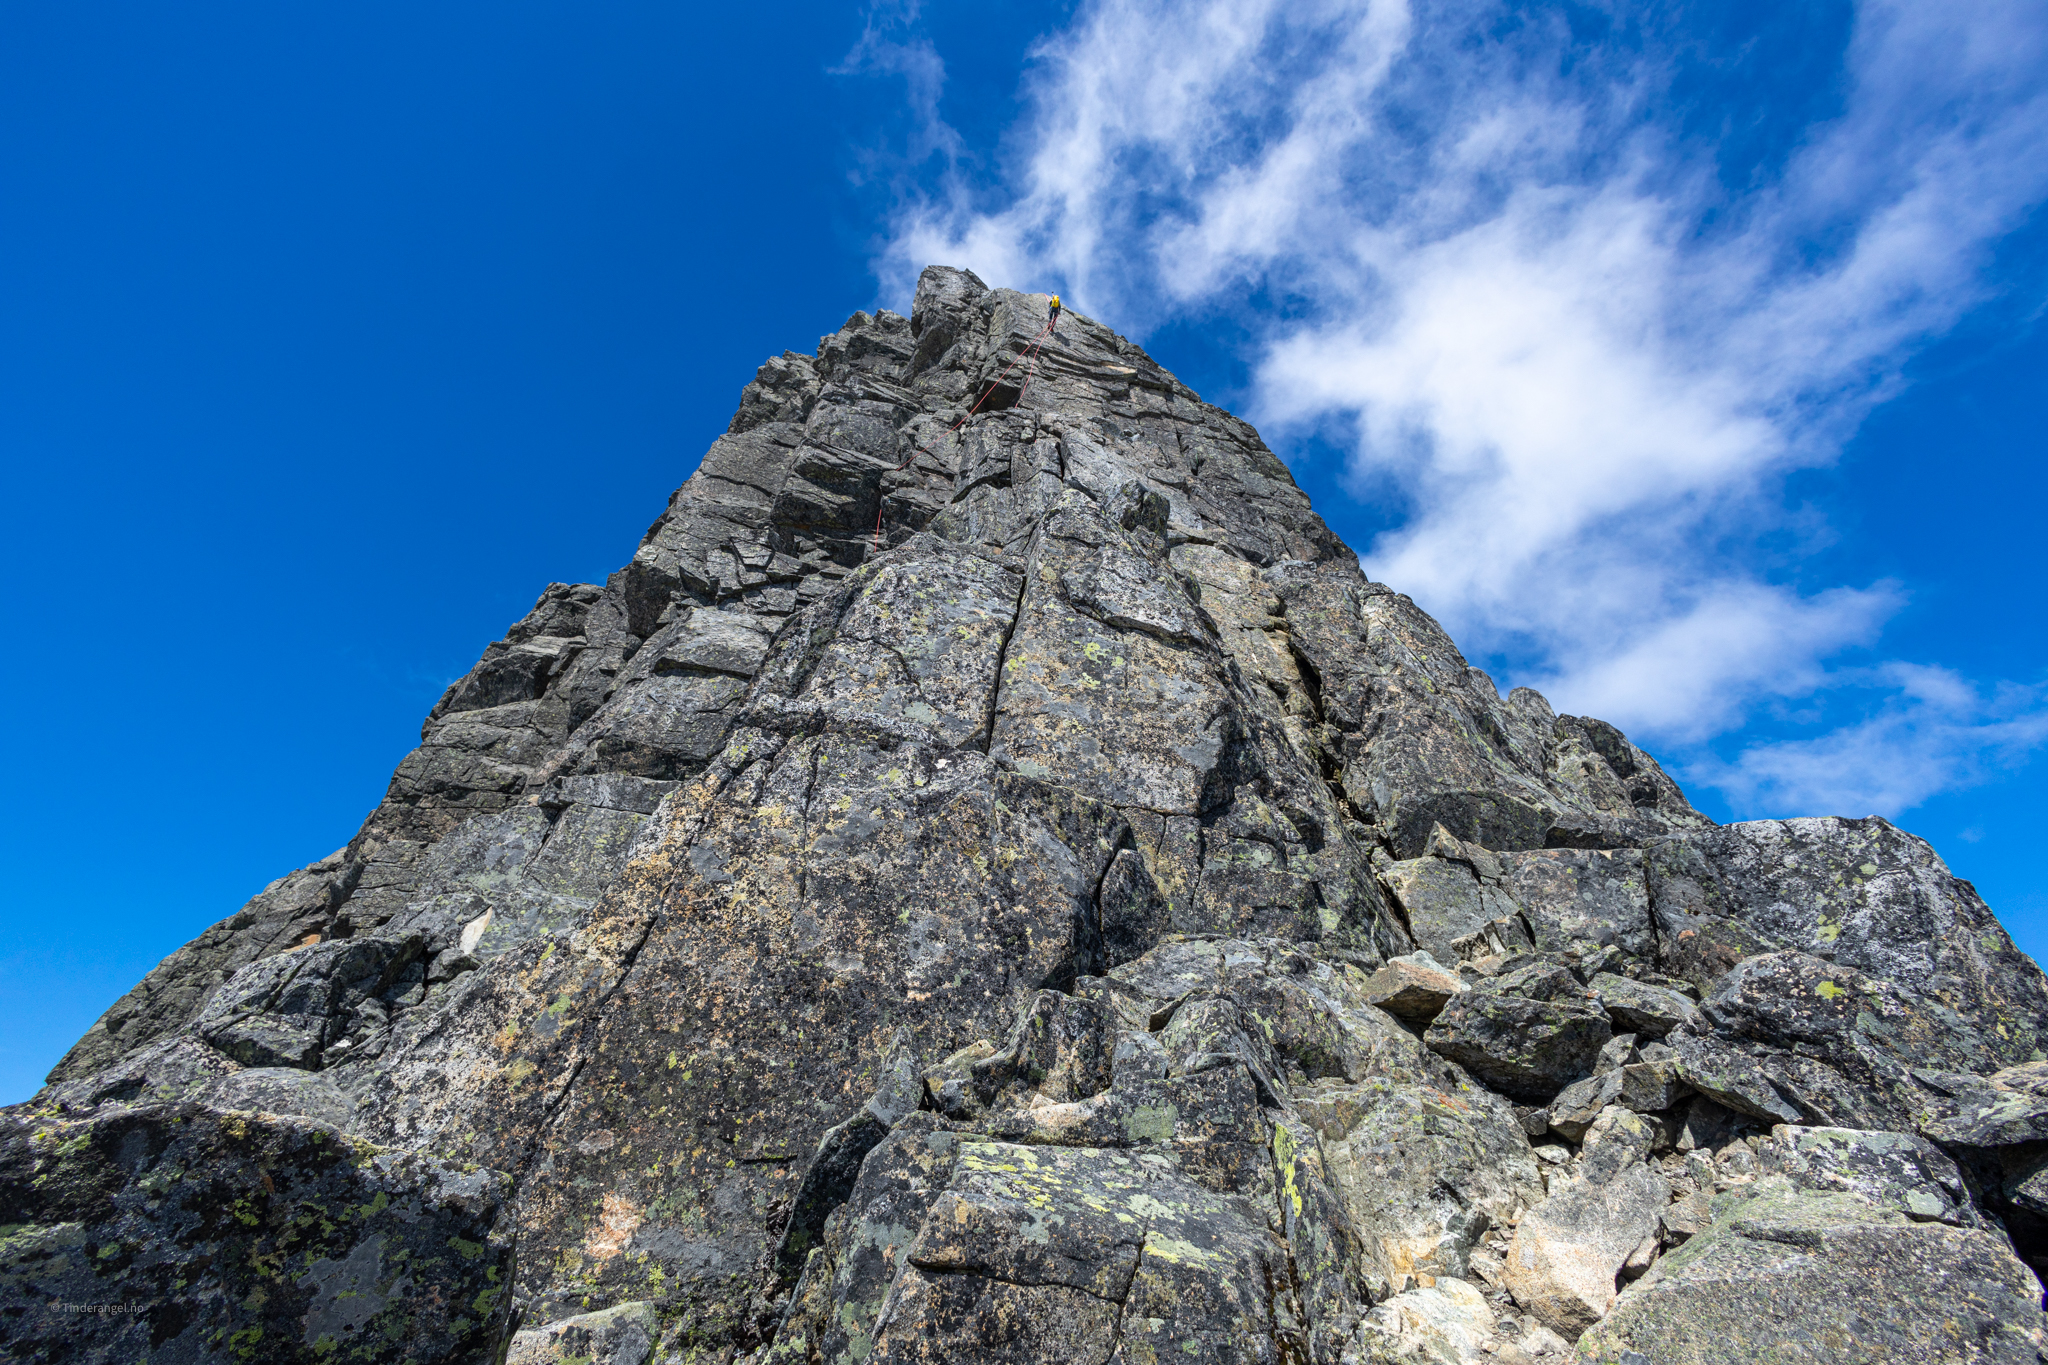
[15,267,2048,1364]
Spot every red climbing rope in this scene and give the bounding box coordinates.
[871,315,1057,551]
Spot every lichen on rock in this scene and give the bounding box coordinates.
[13,266,2048,1364]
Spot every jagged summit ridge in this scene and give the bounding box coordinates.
[8,267,2046,1365]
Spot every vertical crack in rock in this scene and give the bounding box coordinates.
[977,532,1036,757]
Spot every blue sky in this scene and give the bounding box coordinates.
[1,0,2042,1103]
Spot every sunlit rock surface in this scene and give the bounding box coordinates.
[15,268,2047,1364]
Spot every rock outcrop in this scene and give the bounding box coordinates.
[11,267,2046,1363]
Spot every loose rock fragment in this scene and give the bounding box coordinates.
[1502,1162,1670,1338]
[1364,950,1469,1022]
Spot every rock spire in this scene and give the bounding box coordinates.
[9,267,2046,1364]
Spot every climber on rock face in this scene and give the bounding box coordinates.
[1047,293,1061,331]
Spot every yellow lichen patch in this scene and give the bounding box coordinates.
[1124,1104,1178,1143]
[1141,1232,1224,1268]
[1273,1125,1304,1221]
[1815,981,1846,1001]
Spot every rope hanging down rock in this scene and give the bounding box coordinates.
[871,311,1057,551]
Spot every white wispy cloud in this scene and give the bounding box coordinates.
[1692,666,2048,819]
[861,0,2048,817]
[833,2,963,177]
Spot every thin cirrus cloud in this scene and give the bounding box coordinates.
[1692,666,2048,820]
[866,0,2048,817]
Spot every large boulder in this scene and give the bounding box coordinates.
[1295,1055,1545,1296]
[1347,1278,1497,1364]
[1495,848,1657,965]
[1501,1161,1668,1337]
[506,1301,658,1365]
[1758,1124,1981,1227]
[867,1141,1298,1364]
[1578,1177,2048,1363]
[1424,974,1612,1103]
[1669,950,1997,1131]
[1585,972,1696,1037]
[1364,951,1469,1023]
[193,935,425,1070]
[1643,817,2048,1045]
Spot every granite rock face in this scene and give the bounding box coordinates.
[15,267,2048,1363]
[0,1103,515,1364]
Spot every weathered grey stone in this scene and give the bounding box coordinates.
[47,848,360,1082]
[1644,818,2048,1043]
[1579,1105,1657,1185]
[1578,1178,2048,1364]
[1587,971,1697,1037]
[507,1300,657,1365]
[1593,1033,1638,1074]
[0,1103,515,1365]
[1364,950,1469,1022]
[868,1141,1300,1364]
[28,266,2048,1363]
[1672,1093,1747,1153]
[1491,956,1580,1002]
[1271,1112,1373,1364]
[1111,1027,1170,1086]
[1544,1072,1614,1142]
[1424,983,1611,1103]
[768,1113,965,1365]
[1923,1061,2048,1147]
[1380,854,1524,965]
[1672,950,1999,1133]
[1495,848,1655,965]
[1316,596,1708,862]
[209,1066,361,1129]
[1757,1124,1980,1227]
[1547,1060,1689,1142]
[1305,1075,1544,1300]
[1616,1058,1687,1112]
[37,1034,243,1114]
[194,934,425,1069]
[1348,1278,1496,1364]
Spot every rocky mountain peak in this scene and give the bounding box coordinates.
[8,266,2046,1364]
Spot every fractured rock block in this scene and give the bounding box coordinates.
[1757,1124,1979,1227]
[1547,1060,1691,1142]
[1380,854,1523,964]
[1588,970,1697,1037]
[194,934,425,1069]
[1495,847,1655,963]
[1364,950,1468,1022]
[1578,1178,2048,1364]
[1296,1069,1543,1293]
[1502,1162,1669,1338]
[1350,1278,1496,1363]
[1424,987,1611,1104]
[869,1142,1296,1364]
[506,1301,656,1365]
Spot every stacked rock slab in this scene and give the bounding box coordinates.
[10,267,2048,1365]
